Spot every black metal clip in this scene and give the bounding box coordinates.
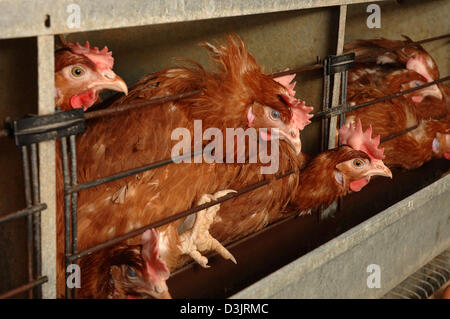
[13,109,85,146]
[324,52,355,75]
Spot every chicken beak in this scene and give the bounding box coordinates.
[366,159,393,179]
[89,70,128,95]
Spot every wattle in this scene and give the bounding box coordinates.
[349,178,369,192]
[70,90,97,110]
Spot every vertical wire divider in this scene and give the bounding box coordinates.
[29,143,42,298]
[322,4,347,222]
[21,146,34,299]
[318,57,332,222]
[337,69,349,213]
[60,137,72,299]
[68,134,78,299]
[339,70,348,146]
[321,57,330,152]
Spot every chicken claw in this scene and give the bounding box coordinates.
[178,189,237,268]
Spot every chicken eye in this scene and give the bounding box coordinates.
[270,110,281,121]
[352,159,365,168]
[414,80,424,87]
[71,66,85,78]
[127,267,137,278]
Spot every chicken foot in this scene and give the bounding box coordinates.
[178,189,237,268]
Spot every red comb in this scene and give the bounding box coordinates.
[67,41,114,70]
[338,118,385,160]
[274,69,296,97]
[274,71,313,131]
[286,95,314,130]
[141,229,170,283]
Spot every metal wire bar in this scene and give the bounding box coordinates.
[60,137,72,298]
[84,90,202,121]
[65,149,204,194]
[29,144,42,298]
[394,285,422,299]
[312,75,450,121]
[420,272,442,290]
[433,256,450,268]
[423,265,447,285]
[402,281,429,299]
[68,135,79,299]
[321,58,331,152]
[339,70,348,142]
[69,136,78,255]
[380,112,447,143]
[0,276,48,299]
[0,204,47,224]
[427,261,450,276]
[66,169,294,263]
[362,33,450,54]
[270,64,323,78]
[21,146,33,299]
[409,273,435,297]
[389,291,409,299]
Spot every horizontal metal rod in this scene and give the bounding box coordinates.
[67,169,294,262]
[312,75,450,121]
[380,112,447,143]
[0,203,47,224]
[270,64,323,77]
[379,33,450,51]
[84,90,201,121]
[66,149,204,194]
[0,276,48,299]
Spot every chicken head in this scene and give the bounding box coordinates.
[336,118,392,192]
[108,229,171,299]
[55,41,128,111]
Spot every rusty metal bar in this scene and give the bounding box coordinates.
[69,135,78,256]
[0,277,48,299]
[65,149,204,195]
[312,75,450,121]
[0,204,47,225]
[21,146,33,299]
[60,136,72,299]
[29,143,42,298]
[84,90,202,120]
[380,112,447,143]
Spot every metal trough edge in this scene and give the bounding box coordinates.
[231,174,450,298]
